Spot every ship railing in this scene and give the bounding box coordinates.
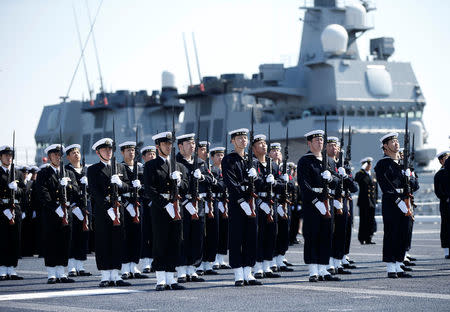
[300,0,376,11]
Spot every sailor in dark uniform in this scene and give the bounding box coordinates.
[288,163,303,246]
[87,138,132,287]
[20,166,35,257]
[374,133,419,278]
[139,145,157,273]
[63,144,91,278]
[35,144,79,284]
[355,157,377,245]
[118,141,148,280]
[434,151,450,259]
[143,132,189,291]
[297,130,340,282]
[222,128,261,286]
[0,145,25,280]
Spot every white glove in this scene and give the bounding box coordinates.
[60,177,71,187]
[266,174,275,185]
[218,201,225,213]
[132,179,141,189]
[185,202,197,215]
[8,181,18,191]
[205,204,210,214]
[164,203,175,219]
[333,199,343,210]
[170,171,181,180]
[247,167,257,179]
[297,205,302,211]
[126,203,136,217]
[55,206,64,218]
[80,176,88,185]
[281,173,289,183]
[314,201,327,215]
[259,202,271,214]
[397,200,408,213]
[3,209,13,220]
[402,169,411,177]
[240,201,252,216]
[22,212,26,219]
[277,204,285,217]
[321,170,332,182]
[107,208,116,221]
[26,173,32,181]
[193,168,203,180]
[111,175,123,187]
[338,167,347,178]
[32,211,37,219]
[72,207,84,221]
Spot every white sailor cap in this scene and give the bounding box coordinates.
[39,163,49,169]
[304,130,324,141]
[252,134,266,144]
[119,141,136,150]
[152,132,173,144]
[270,142,281,150]
[176,133,195,144]
[360,157,374,164]
[0,145,13,155]
[437,151,450,160]
[92,138,113,151]
[29,165,40,172]
[45,144,64,154]
[210,147,226,155]
[380,132,398,144]
[64,144,81,155]
[327,136,340,146]
[198,141,210,147]
[141,145,156,154]
[229,128,249,138]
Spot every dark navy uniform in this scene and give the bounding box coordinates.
[355,168,378,244]
[434,163,450,254]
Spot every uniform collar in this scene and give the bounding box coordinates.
[1,165,10,172]
[101,160,111,166]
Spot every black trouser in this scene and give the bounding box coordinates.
[382,197,408,263]
[440,202,450,248]
[203,204,219,263]
[179,202,204,267]
[289,206,302,244]
[69,217,89,261]
[303,201,332,265]
[217,210,229,255]
[0,212,21,267]
[331,202,348,260]
[358,203,376,243]
[345,199,354,255]
[256,201,276,262]
[140,201,152,259]
[121,204,142,265]
[275,214,289,257]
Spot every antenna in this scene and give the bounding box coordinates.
[182,33,193,86]
[192,32,204,89]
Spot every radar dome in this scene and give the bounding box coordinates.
[162,71,176,89]
[321,24,348,55]
[345,3,367,29]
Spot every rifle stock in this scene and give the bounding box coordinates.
[81,150,90,231]
[111,119,121,226]
[9,131,16,225]
[59,128,69,226]
[169,106,182,221]
[266,124,274,223]
[246,107,257,218]
[321,114,331,218]
[132,127,140,224]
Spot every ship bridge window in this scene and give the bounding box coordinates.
[415,111,422,118]
[357,108,365,116]
[82,134,90,155]
[213,119,224,143]
[94,113,105,129]
[200,98,212,116]
[347,109,355,116]
[185,122,194,134]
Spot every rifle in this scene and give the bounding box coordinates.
[59,128,69,226]
[321,114,331,218]
[131,127,141,224]
[81,148,90,231]
[205,128,215,219]
[189,119,201,220]
[110,119,121,226]
[335,118,345,215]
[266,124,274,223]
[403,114,414,218]
[279,127,290,220]
[169,106,182,220]
[220,132,229,219]
[246,107,257,218]
[8,131,16,225]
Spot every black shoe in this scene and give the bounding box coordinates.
[342,263,357,269]
[190,276,205,282]
[400,265,413,272]
[212,264,220,270]
[185,275,191,282]
[327,268,336,275]
[309,275,319,282]
[406,256,417,261]
[205,269,219,275]
[337,268,352,275]
[264,271,281,278]
[270,266,278,272]
[279,266,294,272]
[115,280,132,286]
[121,273,131,280]
[169,283,185,290]
[99,280,110,287]
[387,272,398,279]
[319,274,341,281]
[283,260,294,267]
[348,259,355,264]
[47,277,57,284]
[177,276,187,283]
[359,240,365,245]
[60,277,75,283]
[403,261,416,267]
[68,271,77,277]
[366,241,376,245]
[155,284,166,291]
[142,268,151,274]
[397,272,412,278]
[234,280,244,287]
[219,264,231,269]
[9,275,24,280]
[196,270,204,276]
[78,270,92,277]
[133,273,149,279]
[445,255,450,259]
[246,279,262,286]
[254,272,264,279]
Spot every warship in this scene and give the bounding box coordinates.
[35,0,436,168]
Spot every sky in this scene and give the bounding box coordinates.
[0,0,449,165]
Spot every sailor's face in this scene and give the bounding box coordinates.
[67,148,81,163]
[252,140,267,156]
[384,138,399,153]
[0,153,12,166]
[180,140,195,156]
[49,152,61,166]
[327,143,339,157]
[309,137,323,153]
[198,146,207,160]
[440,154,449,165]
[121,147,135,163]
[269,149,280,161]
[232,135,248,149]
[159,141,172,156]
[97,147,112,161]
[142,151,156,163]
[212,153,224,166]
[366,162,372,170]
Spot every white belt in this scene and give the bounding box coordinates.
[105,196,121,201]
[1,199,19,204]
[329,190,335,195]
[161,194,170,200]
[186,193,207,200]
[212,193,222,198]
[257,192,274,198]
[395,188,404,194]
[240,186,248,191]
[122,192,131,197]
[312,188,323,193]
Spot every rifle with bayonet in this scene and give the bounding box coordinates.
[81,148,90,231]
[321,114,331,218]
[266,124,274,223]
[131,127,141,224]
[279,128,290,220]
[59,128,69,226]
[189,119,200,220]
[8,131,17,225]
[220,132,229,219]
[246,107,257,218]
[110,119,121,226]
[205,128,215,219]
[335,118,345,215]
[402,114,414,218]
[168,106,182,221]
